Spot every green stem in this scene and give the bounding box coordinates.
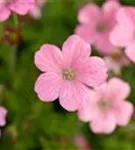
[12,13,19,27]
[10,46,17,77]
[9,14,19,82]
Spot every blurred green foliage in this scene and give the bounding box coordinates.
[0,0,135,149]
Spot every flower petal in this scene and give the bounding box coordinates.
[77,57,108,87]
[0,6,11,22]
[78,106,92,122]
[77,90,100,122]
[110,24,134,47]
[90,112,116,134]
[94,34,115,55]
[75,24,96,44]
[78,4,100,24]
[29,6,41,18]
[103,0,120,15]
[0,107,7,127]
[62,35,91,68]
[125,42,135,63]
[34,44,62,72]
[9,0,33,15]
[116,7,135,28]
[59,81,90,112]
[113,101,133,126]
[107,77,130,101]
[34,73,62,102]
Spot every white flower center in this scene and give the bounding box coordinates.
[63,68,75,80]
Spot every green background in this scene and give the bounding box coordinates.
[0,0,135,149]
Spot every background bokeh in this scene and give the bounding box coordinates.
[0,0,135,149]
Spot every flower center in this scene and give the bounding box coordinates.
[111,50,122,61]
[98,100,110,111]
[96,23,106,32]
[63,68,75,80]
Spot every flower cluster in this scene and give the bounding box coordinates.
[0,0,45,22]
[0,0,134,138]
[34,0,134,134]
[75,0,130,75]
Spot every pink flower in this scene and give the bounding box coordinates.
[0,0,45,22]
[110,7,135,63]
[78,78,133,134]
[0,107,7,136]
[34,35,107,111]
[75,0,120,55]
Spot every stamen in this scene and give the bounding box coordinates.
[63,68,75,80]
[111,51,122,61]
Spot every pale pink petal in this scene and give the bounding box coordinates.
[113,101,133,126]
[78,106,92,122]
[94,34,115,55]
[34,72,62,102]
[9,0,33,15]
[103,0,120,14]
[107,77,130,101]
[0,107,7,127]
[77,90,100,122]
[78,4,101,24]
[62,35,91,68]
[77,57,108,87]
[29,6,41,18]
[90,112,116,134]
[94,83,108,98]
[125,42,135,63]
[110,24,134,47]
[75,25,96,44]
[0,6,11,22]
[116,7,135,28]
[59,81,90,112]
[34,44,62,72]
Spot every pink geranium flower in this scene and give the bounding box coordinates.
[78,78,133,134]
[110,7,135,63]
[34,35,107,111]
[0,0,45,22]
[0,107,7,136]
[75,0,120,55]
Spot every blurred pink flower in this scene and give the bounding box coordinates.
[78,78,133,134]
[74,134,91,150]
[0,107,7,136]
[75,0,120,55]
[0,0,45,22]
[34,35,107,111]
[110,7,135,63]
